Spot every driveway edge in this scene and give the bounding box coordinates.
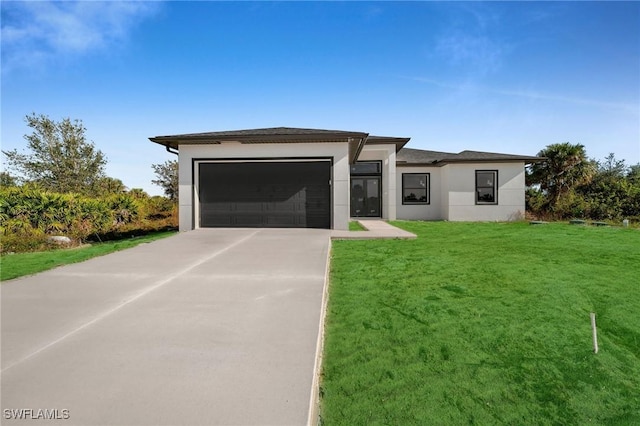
[307,239,332,426]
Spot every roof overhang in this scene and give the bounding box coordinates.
[396,147,544,167]
[438,158,544,165]
[149,128,370,163]
[364,136,411,152]
[397,158,545,167]
[151,128,545,167]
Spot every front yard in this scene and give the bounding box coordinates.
[321,221,639,425]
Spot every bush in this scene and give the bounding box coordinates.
[106,194,140,228]
[552,190,590,219]
[525,188,547,219]
[0,187,177,253]
[0,220,48,253]
[527,188,590,220]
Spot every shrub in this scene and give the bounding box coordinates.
[0,220,48,253]
[106,194,140,228]
[0,187,176,253]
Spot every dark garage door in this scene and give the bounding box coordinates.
[199,161,331,228]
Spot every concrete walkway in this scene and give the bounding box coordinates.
[1,229,330,426]
[331,220,417,240]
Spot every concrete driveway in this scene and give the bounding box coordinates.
[1,229,330,425]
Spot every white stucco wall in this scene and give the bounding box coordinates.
[440,165,450,220]
[176,141,527,229]
[395,166,443,220]
[358,145,397,220]
[444,162,526,221]
[177,142,350,231]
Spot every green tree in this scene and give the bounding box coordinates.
[96,177,127,194]
[0,171,18,188]
[128,188,150,199]
[598,153,627,179]
[627,164,640,219]
[577,154,640,220]
[3,113,107,195]
[527,142,595,213]
[627,164,640,185]
[151,159,178,202]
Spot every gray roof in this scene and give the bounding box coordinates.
[150,127,371,163]
[396,148,455,163]
[150,127,410,146]
[397,147,543,165]
[149,127,542,165]
[150,127,368,145]
[455,150,543,162]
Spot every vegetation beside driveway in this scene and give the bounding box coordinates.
[1,231,176,281]
[321,221,640,425]
[348,221,366,231]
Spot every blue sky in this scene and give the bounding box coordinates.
[2,1,639,196]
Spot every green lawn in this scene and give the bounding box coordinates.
[321,221,640,425]
[349,221,367,231]
[1,231,176,281]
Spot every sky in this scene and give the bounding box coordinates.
[2,1,639,196]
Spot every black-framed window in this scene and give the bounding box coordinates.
[402,173,430,204]
[476,170,498,204]
[350,161,381,175]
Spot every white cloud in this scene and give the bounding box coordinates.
[491,87,639,115]
[436,34,504,76]
[431,3,509,79]
[404,76,639,115]
[1,1,161,72]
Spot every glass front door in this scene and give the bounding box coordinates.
[351,177,381,217]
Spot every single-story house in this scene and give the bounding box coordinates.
[149,127,542,231]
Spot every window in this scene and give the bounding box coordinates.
[402,173,430,204]
[350,162,381,175]
[476,170,498,204]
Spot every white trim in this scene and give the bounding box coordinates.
[194,158,334,230]
[195,158,332,164]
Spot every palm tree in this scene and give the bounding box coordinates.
[527,142,595,207]
[95,177,127,195]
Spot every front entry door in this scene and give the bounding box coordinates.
[351,177,381,217]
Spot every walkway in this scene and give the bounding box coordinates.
[331,220,417,239]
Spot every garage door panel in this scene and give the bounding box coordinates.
[238,202,265,212]
[201,214,233,227]
[265,215,300,227]
[233,215,265,227]
[205,203,234,212]
[264,202,298,212]
[198,161,330,229]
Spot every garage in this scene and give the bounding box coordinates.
[198,161,331,228]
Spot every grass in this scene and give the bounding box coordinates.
[1,231,177,281]
[349,220,367,231]
[321,221,640,425]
